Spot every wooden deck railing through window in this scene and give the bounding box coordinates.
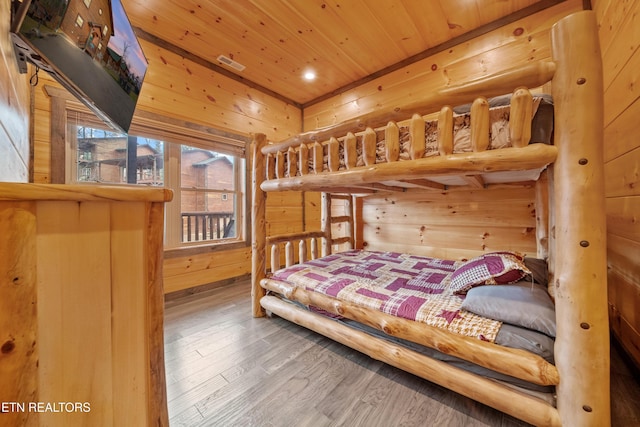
[181,212,235,242]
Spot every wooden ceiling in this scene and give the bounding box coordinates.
[124,0,568,107]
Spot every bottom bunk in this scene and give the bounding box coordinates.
[260,249,561,426]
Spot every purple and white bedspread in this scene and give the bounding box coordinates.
[270,250,502,342]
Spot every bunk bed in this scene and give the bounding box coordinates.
[250,11,609,427]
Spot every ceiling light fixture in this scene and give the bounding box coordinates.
[303,70,316,81]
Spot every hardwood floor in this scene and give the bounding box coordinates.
[164,280,640,427]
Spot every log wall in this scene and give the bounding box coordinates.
[0,1,30,182]
[593,0,640,369]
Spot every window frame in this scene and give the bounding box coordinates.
[49,85,251,254]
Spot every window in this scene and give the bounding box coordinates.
[74,126,164,186]
[75,14,84,28]
[83,0,92,8]
[65,112,247,250]
[178,147,241,243]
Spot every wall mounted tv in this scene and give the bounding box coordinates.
[11,0,148,133]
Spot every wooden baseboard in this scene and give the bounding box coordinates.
[164,274,250,301]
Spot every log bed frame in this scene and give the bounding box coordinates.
[250,11,609,427]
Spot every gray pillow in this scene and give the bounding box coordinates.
[461,281,556,337]
[523,256,548,286]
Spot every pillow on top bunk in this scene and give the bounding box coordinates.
[461,280,556,337]
[449,252,531,295]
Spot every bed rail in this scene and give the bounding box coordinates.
[261,278,558,387]
[256,93,557,193]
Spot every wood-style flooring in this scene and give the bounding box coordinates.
[164,280,640,427]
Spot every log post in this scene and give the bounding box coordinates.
[385,121,400,162]
[345,196,354,249]
[510,87,533,148]
[363,127,377,166]
[344,132,357,169]
[285,241,294,267]
[299,143,309,175]
[321,193,332,257]
[287,147,297,178]
[471,97,490,152]
[312,142,323,174]
[551,10,610,427]
[251,133,268,317]
[299,240,307,263]
[310,237,318,260]
[328,137,340,172]
[275,151,285,179]
[409,113,426,159]
[271,244,280,273]
[438,106,454,155]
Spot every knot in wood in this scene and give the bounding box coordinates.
[580,240,590,248]
[582,405,593,413]
[580,322,590,330]
[1,340,15,354]
[576,77,587,85]
[578,158,588,165]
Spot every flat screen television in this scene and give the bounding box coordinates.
[10,0,147,133]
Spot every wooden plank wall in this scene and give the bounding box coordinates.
[30,38,306,294]
[360,187,538,260]
[593,0,640,369]
[0,1,30,182]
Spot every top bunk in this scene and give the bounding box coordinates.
[253,61,560,194]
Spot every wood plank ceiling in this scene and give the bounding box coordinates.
[124,0,568,107]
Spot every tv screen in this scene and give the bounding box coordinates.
[11,0,147,133]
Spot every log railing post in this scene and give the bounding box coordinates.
[363,127,377,166]
[344,132,357,169]
[510,87,534,148]
[409,113,425,160]
[299,143,309,175]
[328,137,340,172]
[321,193,332,257]
[312,142,323,174]
[385,121,399,162]
[471,97,490,152]
[287,147,297,178]
[438,106,454,155]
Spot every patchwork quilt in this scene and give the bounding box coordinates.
[270,250,503,342]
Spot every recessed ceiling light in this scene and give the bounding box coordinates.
[303,70,316,81]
